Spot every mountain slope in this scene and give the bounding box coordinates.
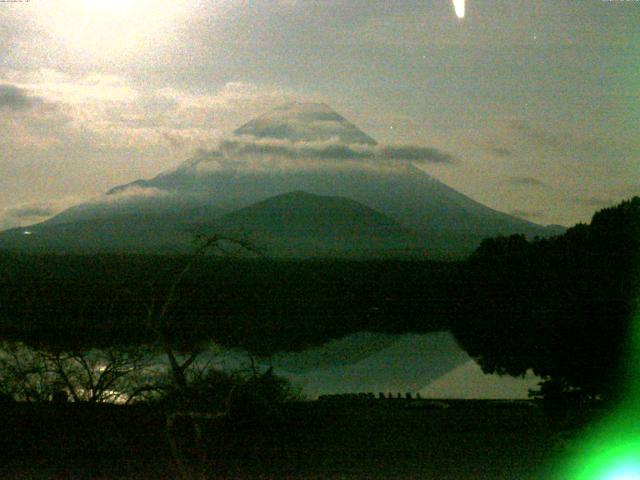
[202,190,424,257]
[0,102,563,257]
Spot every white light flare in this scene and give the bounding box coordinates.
[27,0,193,63]
[452,0,465,19]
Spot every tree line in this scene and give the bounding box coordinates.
[451,197,640,404]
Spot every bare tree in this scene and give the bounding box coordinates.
[144,234,259,390]
[0,341,158,404]
[0,341,56,402]
[142,234,261,480]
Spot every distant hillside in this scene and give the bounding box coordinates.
[0,206,224,254]
[201,191,425,258]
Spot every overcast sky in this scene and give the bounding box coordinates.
[0,0,638,229]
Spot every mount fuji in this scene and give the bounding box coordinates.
[0,102,562,257]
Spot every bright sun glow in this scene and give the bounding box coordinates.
[30,0,190,62]
[452,0,465,18]
[80,0,138,13]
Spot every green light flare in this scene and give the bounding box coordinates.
[558,310,640,479]
[565,439,640,480]
[602,463,640,480]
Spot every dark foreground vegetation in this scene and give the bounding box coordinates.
[1,399,567,480]
[0,197,637,478]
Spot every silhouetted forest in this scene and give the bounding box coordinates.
[452,197,640,402]
[0,197,638,401]
[0,255,460,354]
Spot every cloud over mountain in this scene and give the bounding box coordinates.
[5,204,57,219]
[0,70,291,152]
[509,209,545,220]
[0,199,75,231]
[482,144,513,158]
[0,203,56,230]
[508,176,548,188]
[209,137,455,164]
[178,102,455,175]
[181,140,456,177]
[0,84,40,111]
[233,101,376,144]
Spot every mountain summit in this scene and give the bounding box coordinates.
[0,103,562,257]
[233,102,377,145]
